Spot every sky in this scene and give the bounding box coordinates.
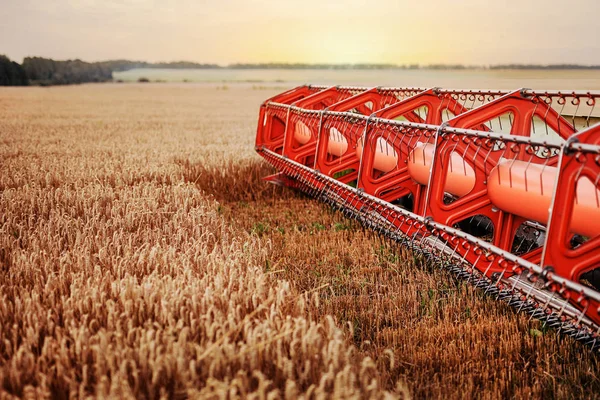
[1,0,600,66]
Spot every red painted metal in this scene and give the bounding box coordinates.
[256,85,325,153]
[355,89,508,210]
[256,85,600,333]
[314,88,428,185]
[543,125,600,326]
[422,91,577,261]
[281,86,367,166]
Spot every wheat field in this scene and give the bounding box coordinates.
[1,84,599,399]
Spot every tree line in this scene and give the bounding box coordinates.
[22,57,113,85]
[0,55,224,86]
[230,63,600,70]
[0,55,115,86]
[0,55,28,86]
[3,54,600,86]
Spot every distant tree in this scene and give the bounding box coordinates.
[97,60,220,71]
[0,55,28,86]
[22,57,112,85]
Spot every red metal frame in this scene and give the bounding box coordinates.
[256,85,325,153]
[314,87,427,185]
[281,86,367,165]
[357,120,434,206]
[355,89,511,207]
[423,91,577,256]
[255,85,600,330]
[543,125,600,326]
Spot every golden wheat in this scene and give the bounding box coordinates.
[0,84,598,399]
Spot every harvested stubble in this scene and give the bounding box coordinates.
[0,84,598,399]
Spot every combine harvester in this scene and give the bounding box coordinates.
[254,85,600,351]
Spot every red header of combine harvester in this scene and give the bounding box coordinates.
[255,85,600,351]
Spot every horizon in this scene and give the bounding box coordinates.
[2,0,600,66]
[9,57,600,69]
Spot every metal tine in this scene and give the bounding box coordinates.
[574,300,589,328]
[477,94,487,114]
[352,119,364,150]
[378,204,394,230]
[387,207,402,233]
[334,115,346,166]
[404,128,417,163]
[509,263,527,296]
[398,214,408,239]
[490,266,509,294]
[456,241,472,271]
[429,233,449,266]
[522,143,535,194]
[334,182,351,211]
[460,93,468,113]
[392,125,404,159]
[427,234,444,268]
[389,126,401,161]
[380,125,388,156]
[585,96,596,128]
[557,96,567,137]
[462,248,480,282]
[538,146,549,196]
[469,94,477,113]
[497,113,504,133]
[507,139,521,189]
[346,116,358,156]
[344,115,356,150]
[369,202,385,232]
[571,95,581,130]
[526,229,541,253]
[355,119,367,150]
[535,283,560,327]
[384,207,401,234]
[315,112,328,166]
[448,134,461,175]
[542,95,551,136]
[371,203,387,233]
[442,232,460,264]
[531,99,539,136]
[379,124,387,157]
[360,197,376,229]
[417,225,431,249]
[406,222,420,251]
[337,115,349,157]
[327,114,338,160]
[518,271,540,313]
[485,115,494,131]
[494,262,513,300]
[470,135,485,178]
[483,136,502,183]
[481,258,499,295]
[451,93,460,116]
[513,229,527,256]
[553,295,575,335]
[416,127,430,167]
[315,176,328,199]
[393,214,406,244]
[437,91,449,119]
[414,105,421,121]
